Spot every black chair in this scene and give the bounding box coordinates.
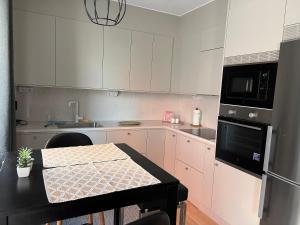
[45,132,93,148]
[45,133,105,225]
[138,183,188,225]
[127,212,170,225]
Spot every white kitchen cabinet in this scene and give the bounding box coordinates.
[195,48,224,95]
[103,28,131,90]
[176,135,205,172]
[81,131,107,144]
[146,129,166,167]
[56,18,103,89]
[225,0,286,57]
[172,43,224,95]
[130,31,153,91]
[175,134,216,211]
[163,131,177,175]
[13,10,55,86]
[200,145,216,209]
[16,132,58,149]
[212,160,261,225]
[151,36,173,92]
[175,159,204,206]
[285,0,300,25]
[107,130,147,154]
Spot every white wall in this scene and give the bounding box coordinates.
[13,0,179,37]
[16,87,220,129]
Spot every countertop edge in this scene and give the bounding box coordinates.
[16,122,216,146]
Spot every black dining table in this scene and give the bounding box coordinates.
[0,144,179,225]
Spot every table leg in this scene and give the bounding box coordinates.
[113,208,124,225]
[161,184,178,225]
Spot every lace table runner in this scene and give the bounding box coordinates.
[41,143,129,168]
[43,159,160,203]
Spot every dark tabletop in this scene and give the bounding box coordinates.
[0,144,179,225]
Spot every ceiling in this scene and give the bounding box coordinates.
[124,0,214,16]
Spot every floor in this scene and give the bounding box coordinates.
[47,201,217,225]
[184,201,217,225]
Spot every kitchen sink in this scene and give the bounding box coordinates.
[56,122,103,129]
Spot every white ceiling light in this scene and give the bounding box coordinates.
[120,0,214,16]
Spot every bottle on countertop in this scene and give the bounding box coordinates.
[192,108,202,126]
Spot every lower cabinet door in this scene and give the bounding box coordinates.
[146,129,166,167]
[107,130,147,154]
[212,160,261,225]
[82,131,107,144]
[16,133,58,150]
[163,131,177,175]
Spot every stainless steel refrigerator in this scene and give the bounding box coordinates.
[260,39,300,225]
[0,0,15,169]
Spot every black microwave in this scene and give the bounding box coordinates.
[220,63,278,109]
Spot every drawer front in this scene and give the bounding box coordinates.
[176,135,205,172]
[175,160,192,190]
[175,159,204,206]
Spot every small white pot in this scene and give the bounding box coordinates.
[17,167,31,178]
[29,162,33,171]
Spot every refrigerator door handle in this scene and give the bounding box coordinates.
[263,126,273,172]
[258,174,267,219]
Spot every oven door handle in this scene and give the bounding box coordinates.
[218,119,262,131]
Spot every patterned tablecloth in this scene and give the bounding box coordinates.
[43,159,161,203]
[41,143,129,168]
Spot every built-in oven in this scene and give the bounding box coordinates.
[216,104,272,176]
[221,63,278,109]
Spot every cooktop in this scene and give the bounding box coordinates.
[180,128,216,140]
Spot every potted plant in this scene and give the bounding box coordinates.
[17,147,34,178]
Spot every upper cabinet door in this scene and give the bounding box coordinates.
[225,0,286,57]
[151,36,173,92]
[56,18,103,89]
[13,10,55,86]
[196,48,224,95]
[103,28,131,90]
[130,31,153,91]
[285,0,300,25]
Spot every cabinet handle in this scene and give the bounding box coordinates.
[185,167,189,170]
[215,163,219,167]
[127,132,131,135]
[33,136,37,140]
[187,140,190,143]
[207,147,211,151]
[172,134,176,137]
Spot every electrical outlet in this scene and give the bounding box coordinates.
[17,86,33,93]
[106,91,119,97]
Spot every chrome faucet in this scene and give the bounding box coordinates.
[68,100,82,123]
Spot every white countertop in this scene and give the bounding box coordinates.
[16,120,216,146]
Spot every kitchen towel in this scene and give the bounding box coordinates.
[43,159,160,203]
[41,143,129,168]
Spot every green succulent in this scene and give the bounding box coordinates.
[17,147,34,168]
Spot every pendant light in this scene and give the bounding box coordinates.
[84,0,126,26]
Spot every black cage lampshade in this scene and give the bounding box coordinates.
[84,0,126,26]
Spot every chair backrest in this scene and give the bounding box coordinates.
[127,212,170,225]
[45,133,93,148]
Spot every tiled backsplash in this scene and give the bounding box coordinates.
[15,87,220,129]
